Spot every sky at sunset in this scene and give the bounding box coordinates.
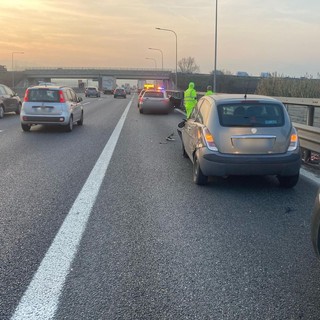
[1,0,320,77]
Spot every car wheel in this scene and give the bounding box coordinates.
[311,190,320,259]
[139,107,144,114]
[277,173,299,188]
[15,103,22,115]
[65,115,73,132]
[77,111,84,126]
[0,105,4,119]
[193,156,208,185]
[313,224,320,259]
[21,123,31,132]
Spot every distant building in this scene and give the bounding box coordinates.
[236,71,249,77]
[260,72,271,78]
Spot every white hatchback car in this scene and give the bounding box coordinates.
[138,89,172,114]
[20,85,83,132]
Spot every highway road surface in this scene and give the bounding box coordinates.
[1,93,320,320]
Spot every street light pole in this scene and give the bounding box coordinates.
[213,0,218,92]
[148,48,163,70]
[12,51,24,89]
[145,57,157,68]
[155,27,178,89]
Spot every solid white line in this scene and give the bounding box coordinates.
[11,99,133,320]
[300,167,320,185]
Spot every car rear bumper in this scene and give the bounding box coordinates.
[140,104,172,114]
[197,148,301,176]
[20,115,69,125]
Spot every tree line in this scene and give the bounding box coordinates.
[178,57,320,98]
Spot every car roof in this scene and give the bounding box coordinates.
[28,85,68,90]
[204,93,281,104]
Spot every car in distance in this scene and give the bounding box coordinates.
[311,188,320,259]
[0,84,22,118]
[178,94,301,187]
[85,87,100,98]
[20,85,83,132]
[138,89,172,114]
[113,88,126,99]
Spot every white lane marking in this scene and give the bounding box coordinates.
[11,98,133,320]
[174,108,185,116]
[82,102,90,106]
[300,167,320,185]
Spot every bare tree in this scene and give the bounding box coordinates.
[178,57,200,73]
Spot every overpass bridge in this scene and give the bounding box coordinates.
[23,67,176,89]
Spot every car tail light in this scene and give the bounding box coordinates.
[23,89,29,102]
[287,128,299,151]
[198,127,218,151]
[59,90,66,103]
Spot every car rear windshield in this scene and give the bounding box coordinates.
[143,91,164,98]
[217,102,285,127]
[27,89,60,102]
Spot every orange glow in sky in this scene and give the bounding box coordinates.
[1,0,320,77]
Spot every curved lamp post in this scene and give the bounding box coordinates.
[155,27,177,89]
[148,48,163,70]
[145,57,157,68]
[12,51,24,89]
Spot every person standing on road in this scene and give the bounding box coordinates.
[184,82,197,118]
[205,85,214,96]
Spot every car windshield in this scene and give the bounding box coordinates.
[217,102,284,127]
[28,89,60,102]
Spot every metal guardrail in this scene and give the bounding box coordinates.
[292,123,320,154]
[276,97,320,162]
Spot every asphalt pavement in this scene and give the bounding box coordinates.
[1,94,320,320]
